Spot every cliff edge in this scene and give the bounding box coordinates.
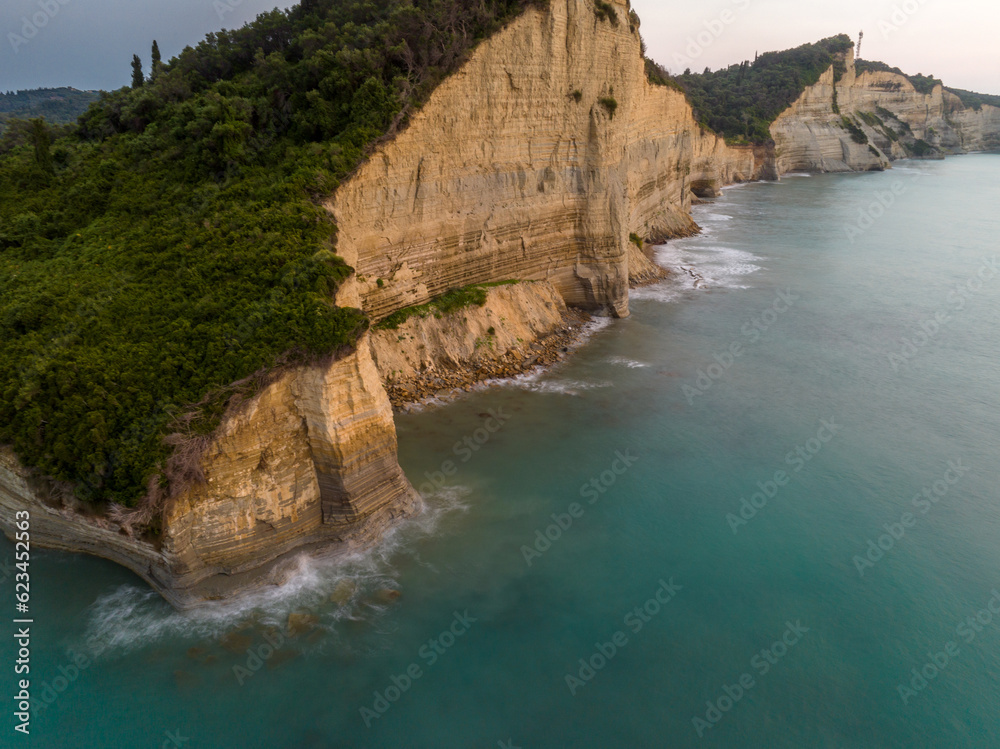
[771,47,1000,174]
[0,342,418,608]
[10,8,994,608]
[329,0,763,322]
[1,0,765,607]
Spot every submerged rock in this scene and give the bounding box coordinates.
[330,579,357,605]
[173,670,200,690]
[265,649,301,670]
[373,588,402,604]
[220,632,253,654]
[287,611,320,637]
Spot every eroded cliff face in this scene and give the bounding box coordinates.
[21,8,966,609]
[771,48,1000,174]
[329,0,762,322]
[0,342,418,608]
[369,280,570,384]
[12,0,761,608]
[946,101,1000,152]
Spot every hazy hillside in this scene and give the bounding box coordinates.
[0,88,101,127]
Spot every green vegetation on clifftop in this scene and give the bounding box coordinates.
[854,60,942,95]
[946,88,1000,111]
[676,35,855,143]
[855,60,1000,113]
[0,0,544,508]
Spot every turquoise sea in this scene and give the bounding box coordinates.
[3,154,1000,748]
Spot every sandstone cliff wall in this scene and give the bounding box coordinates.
[12,0,760,608]
[0,342,418,608]
[771,48,1000,174]
[25,5,1000,608]
[329,0,761,322]
[949,103,1000,152]
[369,281,568,383]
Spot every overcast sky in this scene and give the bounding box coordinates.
[632,0,1000,94]
[1,0,998,95]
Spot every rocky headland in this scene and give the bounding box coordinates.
[2,0,997,607]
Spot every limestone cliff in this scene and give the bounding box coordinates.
[4,0,764,607]
[0,342,418,608]
[18,5,996,608]
[369,281,569,384]
[328,0,762,322]
[771,48,1000,174]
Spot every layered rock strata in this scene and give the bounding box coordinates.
[368,280,593,408]
[771,47,1000,174]
[329,0,763,323]
[0,1,793,607]
[10,1,996,607]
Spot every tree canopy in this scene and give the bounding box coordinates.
[674,35,855,144]
[947,87,1000,111]
[0,88,100,131]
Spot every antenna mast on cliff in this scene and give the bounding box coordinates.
[856,30,864,60]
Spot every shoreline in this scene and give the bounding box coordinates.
[384,306,596,412]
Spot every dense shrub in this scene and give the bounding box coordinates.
[594,1,619,26]
[840,115,869,144]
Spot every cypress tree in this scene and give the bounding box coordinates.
[131,54,144,89]
[151,40,162,77]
